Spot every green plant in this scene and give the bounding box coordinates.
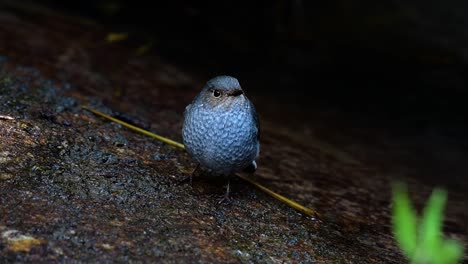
[392,183,464,264]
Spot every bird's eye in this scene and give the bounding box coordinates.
[213,89,221,98]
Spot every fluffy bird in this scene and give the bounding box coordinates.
[182,76,260,202]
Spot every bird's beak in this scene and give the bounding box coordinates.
[230,90,244,96]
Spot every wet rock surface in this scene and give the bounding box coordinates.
[0,2,466,263]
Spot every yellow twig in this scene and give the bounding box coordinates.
[82,106,185,149]
[106,32,128,43]
[237,174,321,218]
[82,105,320,218]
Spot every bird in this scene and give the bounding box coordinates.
[182,75,260,202]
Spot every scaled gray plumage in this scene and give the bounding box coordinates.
[182,75,260,176]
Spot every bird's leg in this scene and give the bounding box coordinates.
[189,163,200,185]
[218,179,232,204]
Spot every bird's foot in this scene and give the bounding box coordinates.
[218,180,232,204]
[218,193,232,204]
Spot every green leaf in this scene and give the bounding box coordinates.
[438,239,464,264]
[392,184,464,264]
[392,183,418,258]
[419,188,447,261]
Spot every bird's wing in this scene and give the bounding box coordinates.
[249,100,260,140]
[184,104,192,117]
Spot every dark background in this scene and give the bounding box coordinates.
[33,0,468,128]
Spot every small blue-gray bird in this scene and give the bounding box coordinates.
[182,75,260,202]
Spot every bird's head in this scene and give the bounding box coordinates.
[197,76,246,108]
